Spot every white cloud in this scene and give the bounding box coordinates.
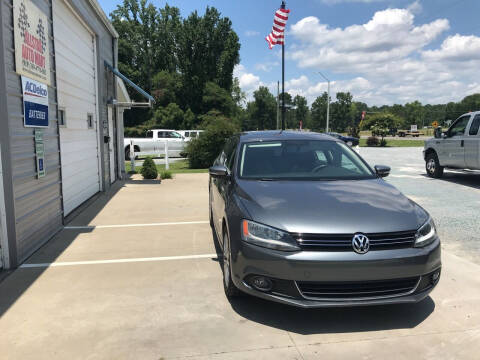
[320,0,385,4]
[233,65,263,101]
[254,61,280,72]
[282,5,480,105]
[245,30,260,37]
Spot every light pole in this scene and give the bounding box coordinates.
[317,72,330,133]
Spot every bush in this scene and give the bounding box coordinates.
[160,170,173,179]
[380,138,387,147]
[366,136,380,147]
[185,115,239,169]
[141,157,158,179]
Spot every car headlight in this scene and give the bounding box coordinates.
[241,220,300,252]
[415,218,437,247]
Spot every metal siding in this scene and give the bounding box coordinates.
[1,0,115,266]
[2,0,63,263]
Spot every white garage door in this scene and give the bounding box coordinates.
[53,0,101,216]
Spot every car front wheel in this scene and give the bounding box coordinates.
[222,231,241,298]
[426,152,444,178]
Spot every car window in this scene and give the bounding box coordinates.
[157,132,165,138]
[469,115,480,136]
[191,132,197,138]
[238,140,374,180]
[223,138,238,171]
[170,132,182,139]
[449,116,470,137]
[145,131,153,138]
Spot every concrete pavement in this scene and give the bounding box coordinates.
[1,169,479,359]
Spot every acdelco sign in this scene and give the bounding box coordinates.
[24,81,48,97]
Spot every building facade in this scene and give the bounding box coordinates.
[0,0,126,269]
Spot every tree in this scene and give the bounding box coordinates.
[293,95,308,129]
[202,82,235,116]
[310,92,329,132]
[154,103,184,129]
[177,7,240,114]
[251,87,277,130]
[330,92,353,132]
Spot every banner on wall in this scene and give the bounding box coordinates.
[13,0,51,85]
[22,76,49,128]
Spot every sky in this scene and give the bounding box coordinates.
[98,0,480,106]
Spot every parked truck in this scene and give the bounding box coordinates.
[424,111,480,178]
[397,125,421,137]
[124,129,186,160]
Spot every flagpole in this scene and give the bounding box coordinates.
[281,0,286,131]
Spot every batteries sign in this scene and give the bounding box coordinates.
[22,76,49,128]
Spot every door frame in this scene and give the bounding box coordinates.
[0,146,10,269]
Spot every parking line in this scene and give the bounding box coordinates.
[65,220,209,230]
[19,253,218,268]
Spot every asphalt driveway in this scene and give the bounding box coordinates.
[1,151,479,359]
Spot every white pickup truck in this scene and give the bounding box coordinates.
[424,111,480,178]
[124,129,186,160]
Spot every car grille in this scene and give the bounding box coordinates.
[296,277,420,300]
[294,231,416,251]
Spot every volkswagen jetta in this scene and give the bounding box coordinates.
[209,131,441,307]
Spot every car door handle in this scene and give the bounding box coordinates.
[461,140,464,147]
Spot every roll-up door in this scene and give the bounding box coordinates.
[53,0,101,216]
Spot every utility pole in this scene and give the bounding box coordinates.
[317,71,330,132]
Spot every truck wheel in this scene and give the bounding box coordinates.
[426,152,444,178]
[125,148,138,161]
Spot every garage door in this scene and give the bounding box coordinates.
[53,0,101,216]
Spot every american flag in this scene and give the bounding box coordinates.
[265,7,290,49]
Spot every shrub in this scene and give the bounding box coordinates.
[366,136,380,147]
[160,170,173,179]
[185,115,239,169]
[380,138,387,147]
[141,157,158,179]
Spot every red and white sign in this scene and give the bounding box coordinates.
[13,0,50,85]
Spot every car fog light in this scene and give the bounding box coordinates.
[251,276,273,292]
[431,270,440,285]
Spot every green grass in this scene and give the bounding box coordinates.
[359,138,425,147]
[126,159,208,174]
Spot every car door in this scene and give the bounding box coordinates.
[465,114,480,169]
[136,130,154,156]
[440,115,471,168]
[211,138,238,240]
[166,131,185,157]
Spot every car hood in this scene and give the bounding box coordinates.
[236,178,428,234]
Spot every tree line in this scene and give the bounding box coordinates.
[113,1,480,137]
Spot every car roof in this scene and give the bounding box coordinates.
[238,130,337,143]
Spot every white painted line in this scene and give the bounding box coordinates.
[20,253,218,268]
[65,220,209,230]
[390,175,425,179]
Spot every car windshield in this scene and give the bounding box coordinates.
[238,140,374,180]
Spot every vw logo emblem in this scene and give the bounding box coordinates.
[352,234,370,254]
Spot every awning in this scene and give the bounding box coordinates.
[104,61,155,108]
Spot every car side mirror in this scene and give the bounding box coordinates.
[209,165,229,178]
[374,165,390,178]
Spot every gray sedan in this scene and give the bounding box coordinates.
[209,131,441,307]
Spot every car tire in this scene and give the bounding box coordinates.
[209,189,214,228]
[222,230,241,298]
[426,152,444,178]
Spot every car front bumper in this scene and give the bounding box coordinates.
[231,237,441,308]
